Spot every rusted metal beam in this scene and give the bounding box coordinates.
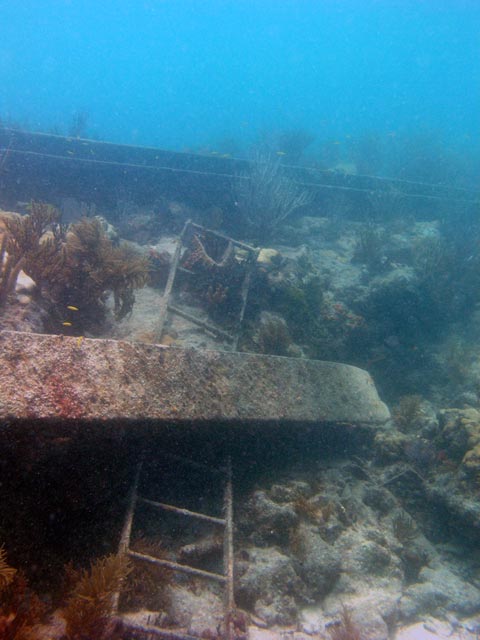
[128,549,227,583]
[139,496,226,526]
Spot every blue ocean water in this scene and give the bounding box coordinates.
[4,6,480,638]
[0,0,479,160]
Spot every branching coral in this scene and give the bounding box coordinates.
[0,202,150,332]
[62,552,132,640]
[0,202,64,307]
[235,153,313,244]
[0,548,46,640]
[64,217,150,324]
[0,545,16,590]
[352,222,387,272]
[393,395,423,432]
[328,605,364,640]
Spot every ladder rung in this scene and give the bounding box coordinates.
[127,549,227,583]
[162,452,225,475]
[168,303,235,342]
[116,617,200,640]
[139,497,226,526]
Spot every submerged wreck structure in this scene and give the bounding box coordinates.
[4,129,480,640]
[0,328,389,639]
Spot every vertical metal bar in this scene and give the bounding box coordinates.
[156,219,191,340]
[223,456,235,640]
[232,249,259,351]
[111,459,143,614]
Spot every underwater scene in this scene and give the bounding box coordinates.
[1,1,480,639]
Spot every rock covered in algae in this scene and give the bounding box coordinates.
[0,330,390,425]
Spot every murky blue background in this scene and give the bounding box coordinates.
[1,1,479,157]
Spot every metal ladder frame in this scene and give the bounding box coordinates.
[156,220,259,350]
[112,455,235,640]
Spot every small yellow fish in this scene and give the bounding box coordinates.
[332,141,341,145]
[62,321,72,327]
[76,336,84,347]
[276,151,286,156]
[67,305,79,311]
[220,153,231,158]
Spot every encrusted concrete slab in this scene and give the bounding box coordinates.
[0,330,390,425]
